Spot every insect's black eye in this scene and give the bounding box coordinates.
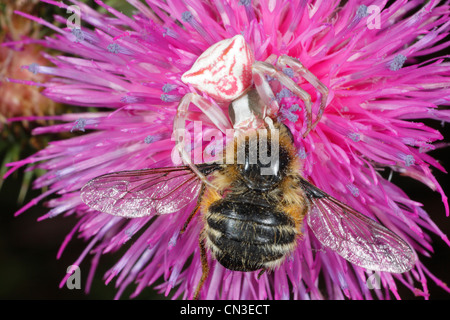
[239,163,281,191]
[238,137,282,191]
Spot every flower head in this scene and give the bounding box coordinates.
[0,0,61,199]
[4,0,450,300]
[0,0,59,122]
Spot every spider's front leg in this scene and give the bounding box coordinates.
[174,92,231,189]
[277,55,329,135]
[252,61,313,137]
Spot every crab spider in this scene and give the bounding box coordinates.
[174,35,328,187]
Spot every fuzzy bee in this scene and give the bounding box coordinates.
[80,35,416,299]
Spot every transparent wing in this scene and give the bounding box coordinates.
[299,179,416,273]
[81,165,217,218]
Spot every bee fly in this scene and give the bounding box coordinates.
[81,35,416,299]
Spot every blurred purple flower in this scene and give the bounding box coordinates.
[4,0,450,300]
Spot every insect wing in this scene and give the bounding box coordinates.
[81,166,203,218]
[300,179,416,273]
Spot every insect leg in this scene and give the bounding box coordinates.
[193,229,209,300]
[174,93,230,190]
[252,61,312,137]
[277,55,329,135]
[257,268,266,280]
[180,183,206,234]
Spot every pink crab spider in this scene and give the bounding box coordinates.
[174,35,328,186]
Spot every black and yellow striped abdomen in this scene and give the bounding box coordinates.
[204,194,298,272]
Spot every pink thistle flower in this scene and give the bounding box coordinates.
[4,0,450,300]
